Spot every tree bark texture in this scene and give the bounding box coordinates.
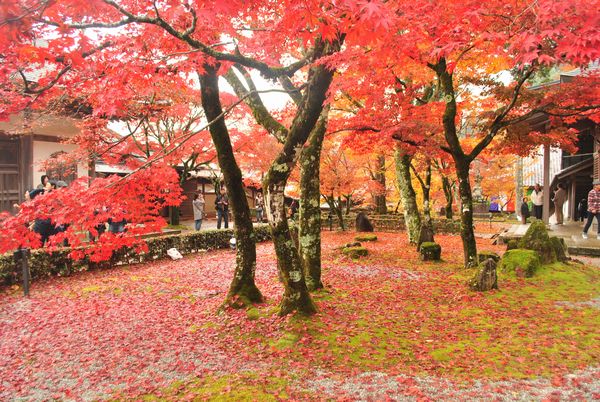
[263,40,339,315]
[394,150,421,244]
[415,160,434,249]
[373,154,387,214]
[199,66,263,307]
[435,59,478,267]
[299,107,328,291]
[441,175,454,219]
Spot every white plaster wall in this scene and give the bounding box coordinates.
[32,141,86,187]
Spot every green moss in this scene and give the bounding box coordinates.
[355,234,378,242]
[246,307,260,320]
[419,242,441,261]
[271,332,301,349]
[498,249,541,277]
[134,373,291,401]
[506,239,519,251]
[342,246,368,258]
[518,220,556,263]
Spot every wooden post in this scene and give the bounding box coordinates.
[569,179,576,221]
[542,144,551,224]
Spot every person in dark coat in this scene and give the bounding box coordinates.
[520,197,530,224]
[215,187,229,229]
[578,198,588,222]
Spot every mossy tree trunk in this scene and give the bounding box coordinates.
[441,175,454,219]
[434,59,477,267]
[263,39,340,316]
[199,65,262,307]
[394,149,421,243]
[411,159,434,249]
[299,107,328,291]
[373,154,387,214]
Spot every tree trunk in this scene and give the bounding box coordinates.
[325,194,345,230]
[373,154,387,214]
[435,58,478,267]
[299,107,328,291]
[441,175,454,219]
[262,40,338,315]
[344,195,352,215]
[199,66,263,307]
[394,149,421,243]
[455,159,478,267]
[168,206,180,226]
[416,161,435,249]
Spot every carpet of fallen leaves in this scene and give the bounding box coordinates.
[1,231,599,401]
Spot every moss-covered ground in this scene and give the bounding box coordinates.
[1,231,598,400]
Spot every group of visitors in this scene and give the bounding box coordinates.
[192,186,230,230]
[13,175,69,247]
[519,179,600,240]
[192,188,300,230]
[520,182,567,224]
[13,175,128,247]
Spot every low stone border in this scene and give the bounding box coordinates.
[1,225,272,286]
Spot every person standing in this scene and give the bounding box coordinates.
[553,183,567,225]
[520,197,530,224]
[578,198,588,222]
[192,193,205,231]
[530,184,543,220]
[215,187,229,229]
[582,180,600,239]
[255,193,264,223]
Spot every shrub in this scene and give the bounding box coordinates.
[419,242,441,261]
[506,239,519,251]
[355,234,377,242]
[498,249,541,278]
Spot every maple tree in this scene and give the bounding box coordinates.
[333,0,600,265]
[0,0,395,314]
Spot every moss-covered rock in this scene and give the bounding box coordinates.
[518,220,556,263]
[498,249,541,277]
[355,234,378,242]
[549,236,569,262]
[477,251,500,264]
[469,258,498,291]
[506,239,519,251]
[342,246,368,259]
[420,242,441,261]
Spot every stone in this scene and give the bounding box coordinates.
[355,212,374,232]
[355,234,377,242]
[469,258,498,291]
[419,242,441,261]
[416,223,435,250]
[549,236,569,262]
[343,241,362,248]
[518,220,556,263]
[477,251,500,264]
[498,249,541,278]
[342,246,368,259]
